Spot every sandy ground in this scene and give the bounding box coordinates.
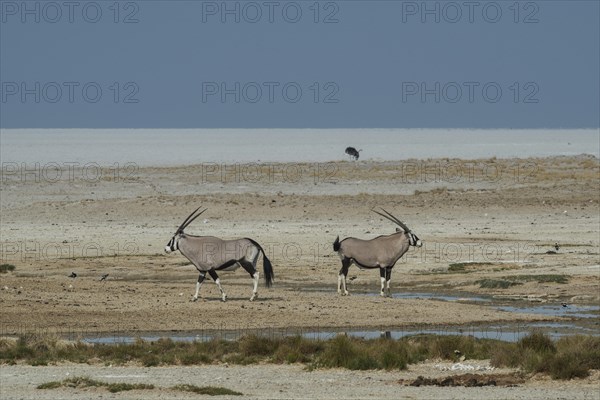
[2,362,600,400]
[1,155,599,398]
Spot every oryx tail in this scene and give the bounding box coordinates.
[246,238,274,287]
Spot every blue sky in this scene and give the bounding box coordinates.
[1,0,598,128]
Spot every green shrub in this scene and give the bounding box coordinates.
[37,381,62,389]
[519,331,556,354]
[491,332,598,379]
[239,334,277,357]
[37,377,155,393]
[512,275,569,284]
[546,353,590,379]
[172,384,242,395]
[8,331,600,380]
[320,335,358,368]
[318,335,410,371]
[476,275,569,289]
[448,262,493,273]
[448,264,466,272]
[476,279,521,289]
[0,264,15,273]
[271,336,324,364]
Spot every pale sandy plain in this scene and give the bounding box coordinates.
[1,155,599,399]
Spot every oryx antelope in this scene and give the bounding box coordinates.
[333,209,422,297]
[165,207,274,302]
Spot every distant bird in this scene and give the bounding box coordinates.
[100,273,109,281]
[546,242,560,254]
[68,272,77,278]
[345,147,362,160]
[561,302,568,308]
[454,349,465,361]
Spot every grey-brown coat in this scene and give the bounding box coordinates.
[333,209,422,297]
[165,207,274,302]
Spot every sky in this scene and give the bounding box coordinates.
[0,0,599,128]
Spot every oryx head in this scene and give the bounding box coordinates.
[372,208,422,247]
[165,207,207,253]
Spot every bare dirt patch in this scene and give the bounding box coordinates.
[1,156,598,334]
[1,155,599,399]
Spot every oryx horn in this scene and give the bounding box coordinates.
[371,208,412,233]
[176,207,207,233]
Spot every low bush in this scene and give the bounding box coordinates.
[6,331,599,380]
[0,264,16,273]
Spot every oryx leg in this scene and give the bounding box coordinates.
[385,267,393,297]
[193,271,207,302]
[379,268,387,297]
[240,260,259,301]
[338,258,350,295]
[208,270,227,302]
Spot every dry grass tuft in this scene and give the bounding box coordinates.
[5,332,599,380]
